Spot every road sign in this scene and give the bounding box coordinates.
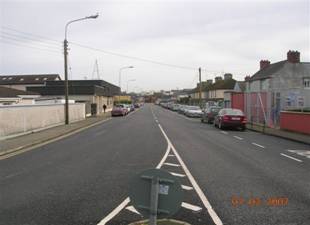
[129,169,183,224]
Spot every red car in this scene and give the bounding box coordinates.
[214,108,247,131]
[111,105,127,116]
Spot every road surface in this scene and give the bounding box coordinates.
[1,104,309,225]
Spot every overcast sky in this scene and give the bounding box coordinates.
[1,0,309,92]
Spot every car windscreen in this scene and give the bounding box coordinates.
[224,109,244,115]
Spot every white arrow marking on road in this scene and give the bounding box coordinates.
[170,172,186,177]
[125,206,141,215]
[164,162,180,167]
[181,202,202,212]
[220,131,228,134]
[233,136,243,140]
[280,153,303,162]
[252,142,265,149]
[168,154,175,157]
[181,185,193,190]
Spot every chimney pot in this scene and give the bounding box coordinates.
[215,76,223,82]
[287,50,300,63]
[260,60,270,70]
[224,73,233,80]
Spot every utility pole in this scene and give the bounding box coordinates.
[64,39,69,124]
[199,67,202,108]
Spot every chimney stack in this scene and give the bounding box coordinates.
[215,76,223,82]
[244,75,251,81]
[287,50,300,63]
[224,73,233,80]
[260,60,270,70]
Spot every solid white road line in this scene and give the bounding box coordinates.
[233,136,243,140]
[163,162,181,167]
[97,197,130,225]
[181,202,202,212]
[125,206,141,215]
[252,142,265,149]
[220,131,228,135]
[280,153,303,162]
[158,124,223,225]
[170,172,186,177]
[181,185,193,190]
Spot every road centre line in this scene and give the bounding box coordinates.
[252,142,265,149]
[181,202,202,212]
[233,136,243,140]
[158,124,223,225]
[280,153,303,162]
[163,162,180,167]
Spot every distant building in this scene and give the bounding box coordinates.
[0,74,61,91]
[27,80,120,116]
[0,86,40,105]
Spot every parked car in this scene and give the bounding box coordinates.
[201,106,222,123]
[111,104,126,116]
[130,104,135,112]
[214,108,247,130]
[184,106,203,118]
[123,104,131,114]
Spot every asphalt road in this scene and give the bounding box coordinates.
[1,104,309,225]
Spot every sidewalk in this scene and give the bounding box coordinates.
[246,123,310,145]
[0,112,111,157]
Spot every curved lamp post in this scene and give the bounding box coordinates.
[64,13,99,124]
[119,66,134,92]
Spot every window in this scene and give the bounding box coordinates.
[8,77,12,80]
[35,78,39,81]
[43,78,48,81]
[2,77,7,80]
[303,78,310,89]
[20,78,24,81]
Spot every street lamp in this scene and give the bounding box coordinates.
[127,79,136,93]
[119,66,134,92]
[64,13,99,125]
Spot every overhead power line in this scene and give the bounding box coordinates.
[1,26,225,73]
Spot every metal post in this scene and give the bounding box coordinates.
[199,67,202,107]
[149,177,159,225]
[64,39,69,125]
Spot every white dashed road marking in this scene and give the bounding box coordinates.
[170,172,186,177]
[125,206,141,215]
[164,162,181,167]
[181,202,203,212]
[233,136,243,140]
[220,131,228,135]
[280,153,303,162]
[252,142,265,149]
[181,185,193,190]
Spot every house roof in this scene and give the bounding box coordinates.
[208,78,236,90]
[0,86,39,97]
[236,81,246,92]
[0,74,61,85]
[249,60,287,81]
[27,80,120,97]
